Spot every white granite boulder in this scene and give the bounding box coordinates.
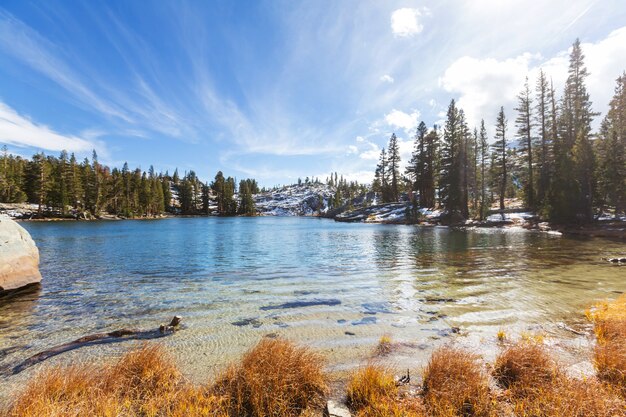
[0,215,42,292]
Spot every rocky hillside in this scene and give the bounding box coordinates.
[254,183,335,216]
[335,202,443,224]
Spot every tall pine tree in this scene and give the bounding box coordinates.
[515,77,535,209]
[492,107,508,212]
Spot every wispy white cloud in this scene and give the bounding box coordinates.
[0,11,130,123]
[0,10,193,141]
[0,102,104,154]
[380,74,394,83]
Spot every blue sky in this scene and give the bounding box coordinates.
[1,0,625,186]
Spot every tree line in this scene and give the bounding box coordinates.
[374,39,626,224]
[0,149,259,218]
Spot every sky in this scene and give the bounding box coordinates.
[1,0,625,186]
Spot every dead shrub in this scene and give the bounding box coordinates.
[213,338,327,417]
[589,294,626,396]
[492,342,557,397]
[422,346,493,417]
[346,365,398,412]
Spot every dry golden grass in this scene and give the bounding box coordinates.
[345,337,626,417]
[346,365,398,412]
[4,344,229,417]
[496,329,506,343]
[492,341,557,397]
[354,398,426,417]
[493,339,625,416]
[422,346,494,417]
[4,340,326,417]
[588,293,626,396]
[507,376,625,417]
[375,334,393,357]
[587,293,626,341]
[213,338,327,417]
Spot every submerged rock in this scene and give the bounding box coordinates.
[351,316,377,326]
[0,216,42,293]
[232,317,263,328]
[260,298,341,310]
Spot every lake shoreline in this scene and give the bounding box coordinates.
[8,208,626,240]
[1,300,623,416]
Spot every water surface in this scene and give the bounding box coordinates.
[1,217,624,390]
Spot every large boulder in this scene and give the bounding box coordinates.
[0,215,42,292]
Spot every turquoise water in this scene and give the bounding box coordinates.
[1,217,625,388]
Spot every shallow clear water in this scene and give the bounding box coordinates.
[1,217,625,391]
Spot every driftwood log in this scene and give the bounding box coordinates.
[7,315,182,375]
[604,257,626,263]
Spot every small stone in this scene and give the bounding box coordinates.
[325,400,351,417]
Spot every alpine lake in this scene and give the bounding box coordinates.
[1,216,624,400]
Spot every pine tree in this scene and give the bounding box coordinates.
[470,128,479,213]
[423,127,439,208]
[478,120,489,220]
[92,151,101,215]
[458,110,471,219]
[387,133,401,201]
[57,150,70,214]
[406,122,428,206]
[238,179,256,215]
[596,73,626,216]
[69,153,83,210]
[515,77,535,209]
[374,148,389,202]
[440,99,467,218]
[28,153,52,214]
[550,39,597,223]
[178,175,194,214]
[492,107,508,212]
[535,69,551,206]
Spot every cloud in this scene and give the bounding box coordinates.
[439,53,539,128]
[391,8,424,37]
[0,102,104,154]
[440,26,626,130]
[384,109,420,133]
[380,74,394,83]
[0,11,130,123]
[359,149,380,160]
[0,10,193,140]
[336,170,375,184]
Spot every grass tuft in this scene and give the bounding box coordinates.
[507,376,625,417]
[346,365,398,412]
[588,294,626,396]
[496,329,506,342]
[492,341,557,397]
[375,334,393,356]
[355,398,426,417]
[422,346,493,417]
[5,344,229,417]
[213,338,327,417]
[5,340,326,417]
